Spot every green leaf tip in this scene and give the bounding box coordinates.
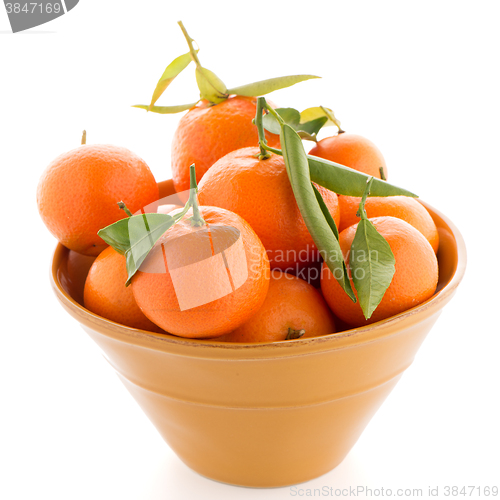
[227,74,320,98]
[350,219,395,319]
[97,218,131,256]
[300,106,344,133]
[308,155,418,198]
[148,51,197,109]
[349,179,396,319]
[132,102,198,114]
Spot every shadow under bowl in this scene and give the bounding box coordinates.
[50,179,466,488]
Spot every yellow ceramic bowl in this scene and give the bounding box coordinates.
[50,179,466,488]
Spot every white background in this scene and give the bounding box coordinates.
[1,1,499,499]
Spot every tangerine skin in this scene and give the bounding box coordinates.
[338,195,439,253]
[321,216,439,327]
[198,148,340,271]
[131,206,270,339]
[84,247,165,333]
[309,133,388,180]
[37,144,159,256]
[219,271,336,343]
[171,96,281,193]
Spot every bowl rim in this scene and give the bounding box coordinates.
[50,196,466,358]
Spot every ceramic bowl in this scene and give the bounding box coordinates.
[50,179,466,488]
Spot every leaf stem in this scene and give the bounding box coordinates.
[81,130,86,145]
[254,97,271,160]
[264,103,285,124]
[178,21,202,68]
[161,165,205,226]
[356,177,374,219]
[260,142,282,155]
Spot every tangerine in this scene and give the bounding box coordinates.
[219,271,336,343]
[308,133,388,179]
[198,147,340,270]
[84,246,164,333]
[171,96,280,192]
[37,144,159,256]
[131,206,270,338]
[338,195,439,252]
[321,216,438,327]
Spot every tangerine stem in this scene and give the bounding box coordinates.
[286,328,305,340]
[257,103,288,155]
[356,177,374,220]
[178,21,202,68]
[254,97,270,160]
[188,164,205,227]
[117,201,133,217]
[81,130,86,145]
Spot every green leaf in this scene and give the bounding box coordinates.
[308,155,418,197]
[275,107,302,124]
[279,123,356,301]
[296,131,319,142]
[226,75,320,97]
[312,183,339,240]
[97,218,131,255]
[350,218,395,319]
[263,108,328,141]
[262,114,281,135]
[149,51,196,109]
[262,107,300,135]
[195,67,227,103]
[124,213,177,284]
[297,116,328,138]
[132,102,198,114]
[300,106,337,127]
[98,213,177,285]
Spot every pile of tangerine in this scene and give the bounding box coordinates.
[37,96,439,342]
